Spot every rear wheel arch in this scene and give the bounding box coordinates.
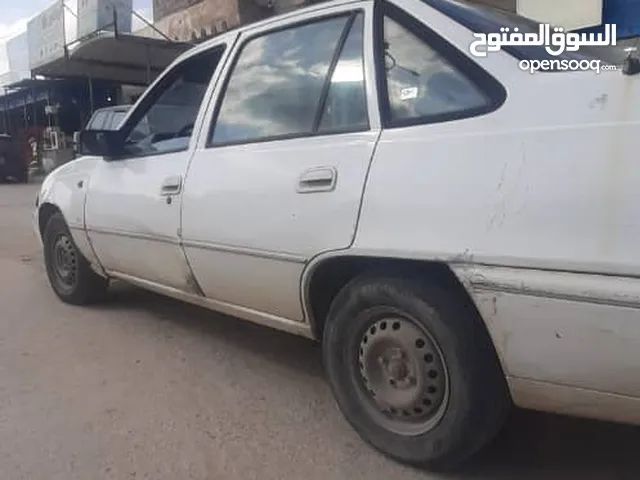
[303,255,491,344]
[321,271,512,468]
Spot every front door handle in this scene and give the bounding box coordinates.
[160,175,182,196]
[297,167,337,193]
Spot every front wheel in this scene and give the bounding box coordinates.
[43,212,109,304]
[323,272,510,471]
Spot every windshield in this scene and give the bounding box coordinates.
[422,0,619,66]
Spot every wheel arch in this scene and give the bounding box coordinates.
[302,254,481,340]
[37,200,106,278]
[38,202,63,240]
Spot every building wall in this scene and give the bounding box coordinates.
[238,0,275,25]
[139,0,309,41]
[272,0,306,14]
[467,0,516,11]
[140,0,241,41]
[154,0,204,22]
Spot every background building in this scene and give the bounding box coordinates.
[138,0,284,42]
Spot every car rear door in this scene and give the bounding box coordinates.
[181,2,380,321]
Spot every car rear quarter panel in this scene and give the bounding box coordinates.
[354,70,640,275]
[351,47,640,418]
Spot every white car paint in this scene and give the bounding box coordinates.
[36,0,640,430]
[36,156,104,274]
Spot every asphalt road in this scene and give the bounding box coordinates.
[1,182,640,480]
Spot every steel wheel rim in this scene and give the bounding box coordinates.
[52,234,78,289]
[355,312,450,436]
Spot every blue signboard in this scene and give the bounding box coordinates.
[580,0,640,38]
[604,0,640,38]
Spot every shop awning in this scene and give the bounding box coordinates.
[31,33,192,86]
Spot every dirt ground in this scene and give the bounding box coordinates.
[1,182,640,480]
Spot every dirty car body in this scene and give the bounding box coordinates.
[35,0,640,471]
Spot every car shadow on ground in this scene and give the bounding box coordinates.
[99,283,640,479]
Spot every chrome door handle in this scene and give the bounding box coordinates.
[160,175,182,195]
[297,167,337,193]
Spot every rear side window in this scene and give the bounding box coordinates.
[376,2,505,127]
[383,16,490,122]
[210,12,368,145]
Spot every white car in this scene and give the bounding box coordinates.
[34,0,640,470]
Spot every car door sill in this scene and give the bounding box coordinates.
[107,271,314,339]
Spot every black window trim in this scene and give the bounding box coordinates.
[374,0,507,129]
[312,13,356,132]
[112,44,227,161]
[207,9,370,149]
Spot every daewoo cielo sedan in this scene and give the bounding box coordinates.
[34,0,639,470]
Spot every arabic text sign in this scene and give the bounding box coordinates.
[27,0,66,70]
[470,23,617,58]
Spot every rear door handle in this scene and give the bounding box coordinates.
[297,167,337,193]
[160,175,182,195]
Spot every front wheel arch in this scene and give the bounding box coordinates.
[38,202,63,241]
[42,211,109,304]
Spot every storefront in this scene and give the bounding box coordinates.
[0,0,190,173]
[0,77,121,171]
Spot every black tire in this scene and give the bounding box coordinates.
[43,212,109,305]
[323,271,510,471]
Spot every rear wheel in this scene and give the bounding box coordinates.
[43,212,109,304]
[323,272,510,471]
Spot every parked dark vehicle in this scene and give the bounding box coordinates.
[0,134,28,183]
[86,105,131,131]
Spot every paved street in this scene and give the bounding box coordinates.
[1,182,640,480]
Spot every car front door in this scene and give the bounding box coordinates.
[181,3,379,321]
[85,42,233,291]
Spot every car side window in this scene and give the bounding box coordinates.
[123,47,224,157]
[382,15,491,123]
[88,111,108,130]
[210,13,367,145]
[318,13,368,132]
